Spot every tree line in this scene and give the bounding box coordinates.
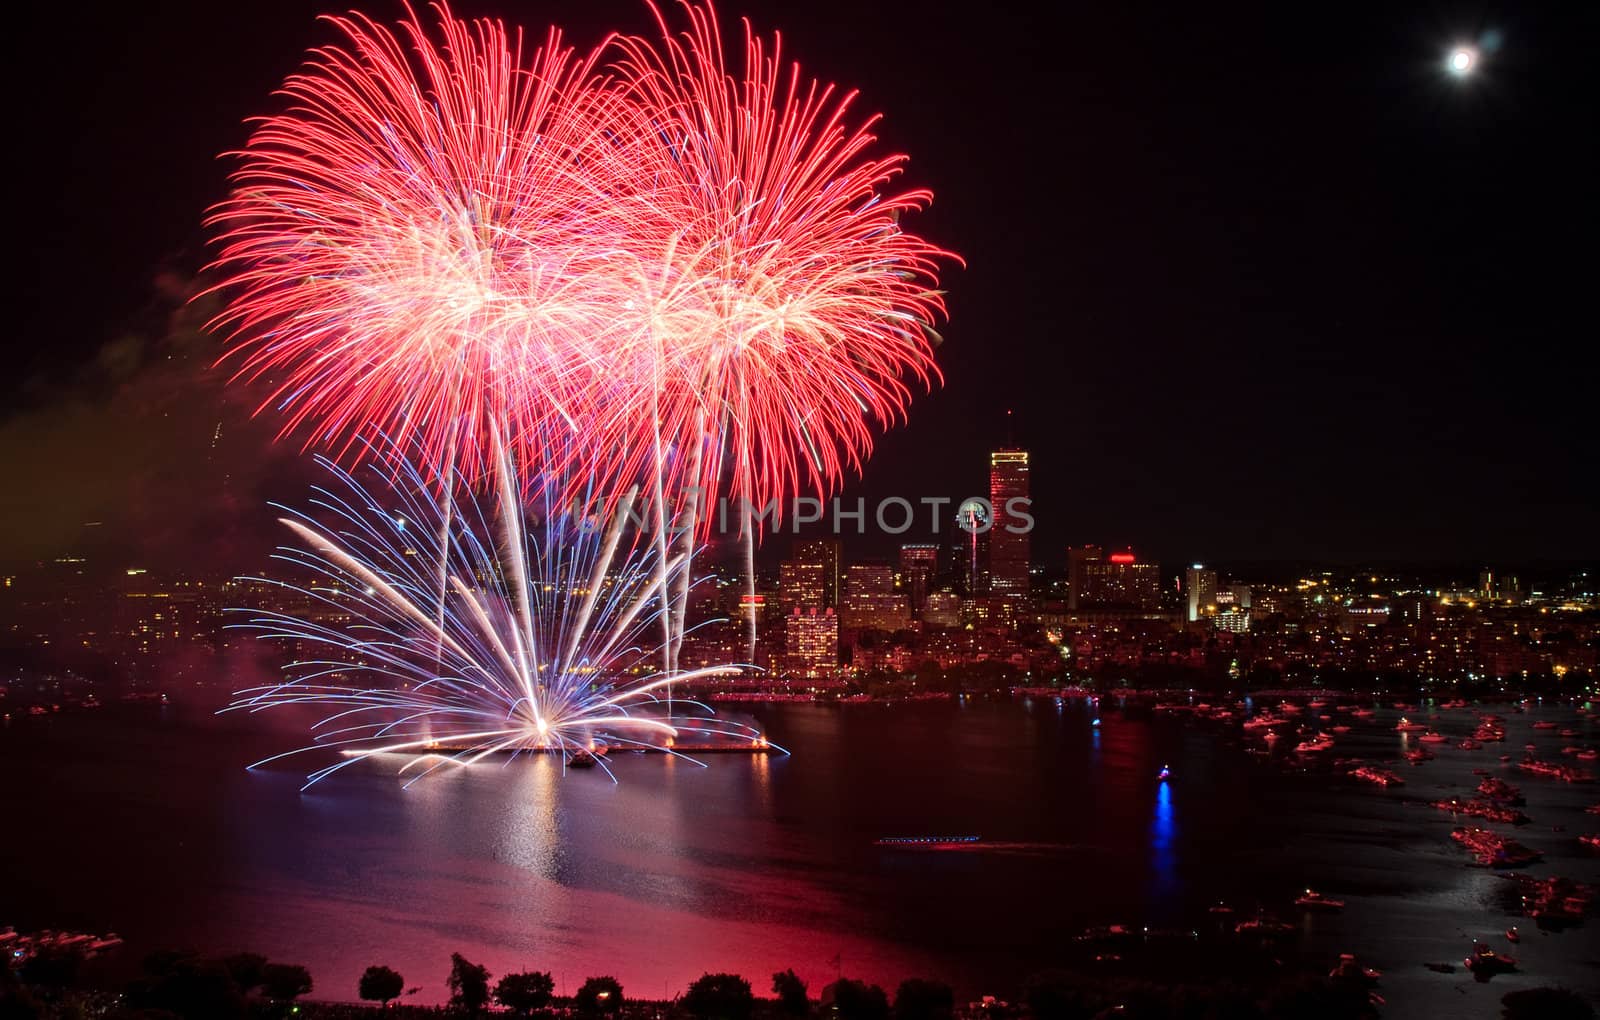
[1,944,1592,1020]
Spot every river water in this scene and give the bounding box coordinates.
[2,696,1596,1016]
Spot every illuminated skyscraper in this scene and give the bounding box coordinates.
[780,537,841,613]
[1066,544,1103,611]
[923,589,962,628]
[1185,564,1218,622]
[988,448,1030,597]
[1078,550,1162,610]
[841,563,909,633]
[898,544,938,617]
[785,607,838,676]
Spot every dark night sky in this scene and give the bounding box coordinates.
[5,0,1596,574]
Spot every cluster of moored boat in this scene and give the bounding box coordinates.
[1431,797,1530,826]
[1449,826,1544,868]
[1476,776,1525,804]
[1504,873,1595,927]
[1517,757,1593,782]
[1350,765,1404,787]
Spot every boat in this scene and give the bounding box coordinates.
[1510,875,1596,925]
[1207,902,1235,916]
[1579,834,1600,851]
[1431,798,1529,825]
[567,750,600,769]
[1244,714,1285,730]
[1458,739,1483,750]
[1075,924,1136,942]
[1157,764,1171,781]
[1504,927,1520,943]
[1235,915,1295,937]
[1405,748,1434,764]
[1579,750,1598,761]
[1328,953,1381,983]
[1532,720,1558,730]
[1464,942,1517,974]
[1450,827,1543,868]
[1395,717,1429,733]
[1350,766,1404,788]
[1295,889,1345,911]
[1518,758,1592,782]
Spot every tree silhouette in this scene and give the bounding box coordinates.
[577,975,624,1015]
[359,965,405,1008]
[824,979,889,1020]
[772,969,809,1017]
[448,953,492,1015]
[260,963,312,1003]
[684,973,755,1020]
[893,980,953,1020]
[494,970,555,1016]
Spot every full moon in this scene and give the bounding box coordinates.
[1448,46,1478,76]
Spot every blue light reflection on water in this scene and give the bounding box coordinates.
[1151,779,1177,899]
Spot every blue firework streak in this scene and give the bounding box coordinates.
[224,433,783,789]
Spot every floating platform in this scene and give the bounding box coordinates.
[347,743,775,757]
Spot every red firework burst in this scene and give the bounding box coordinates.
[596,1,956,533]
[205,3,642,484]
[207,1,955,526]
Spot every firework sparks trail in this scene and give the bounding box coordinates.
[207,1,957,671]
[594,1,957,539]
[223,433,782,790]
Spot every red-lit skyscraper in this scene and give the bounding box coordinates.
[898,544,938,617]
[988,448,1030,597]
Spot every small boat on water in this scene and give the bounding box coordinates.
[1505,927,1520,943]
[1350,766,1404,788]
[1395,717,1429,733]
[1465,942,1517,974]
[1235,915,1295,937]
[1295,888,1345,911]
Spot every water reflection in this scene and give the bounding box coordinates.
[1150,780,1177,899]
[497,754,561,877]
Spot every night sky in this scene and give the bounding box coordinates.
[6,0,1596,573]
